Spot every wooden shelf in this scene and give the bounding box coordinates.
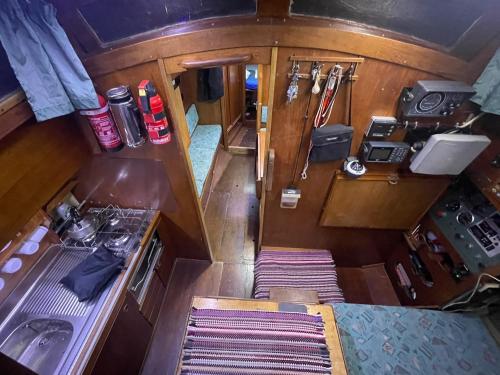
[287,72,359,81]
[289,56,365,63]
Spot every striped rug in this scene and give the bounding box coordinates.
[179,307,332,374]
[254,249,345,303]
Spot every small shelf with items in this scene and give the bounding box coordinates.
[386,215,478,307]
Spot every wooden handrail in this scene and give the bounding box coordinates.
[181,54,252,69]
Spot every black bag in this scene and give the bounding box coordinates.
[309,124,353,163]
[60,247,124,302]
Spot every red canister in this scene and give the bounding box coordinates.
[80,95,123,152]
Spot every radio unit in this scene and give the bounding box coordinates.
[362,141,410,163]
[398,80,475,118]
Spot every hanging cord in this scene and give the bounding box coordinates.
[441,273,500,311]
[290,62,320,186]
[343,63,357,127]
[301,65,344,180]
[291,91,314,185]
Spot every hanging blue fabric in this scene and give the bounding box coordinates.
[471,48,500,116]
[0,0,98,122]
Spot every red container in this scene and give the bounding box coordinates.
[81,95,123,152]
[138,80,171,145]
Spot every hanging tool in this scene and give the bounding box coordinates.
[313,65,343,128]
[286,61,300,104]
[301,65,344,180]
[311,62,323,95]
[137,80,172,145]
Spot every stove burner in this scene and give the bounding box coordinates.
[105,228,131,249]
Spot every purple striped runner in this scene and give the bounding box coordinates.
[254,249,345,303]
[179,307,332,375]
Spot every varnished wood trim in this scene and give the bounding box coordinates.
[228,145,254,155]
[159,61,214,261]
[265,148,275,192]
[287,72,359,81]
[164,47,271,74]
[84,23,473,81]
[0,89,25,115]
[290,55,365,63]
[257,48,277,250]
[264,48,277,153]
[181,54,251,69]
[0,100,34,141]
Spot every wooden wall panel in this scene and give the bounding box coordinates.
[320,174,449,230]
[179,68,223,125]
[81,61,211,260]
[227,64,244,126]
[83,21,477,81]
[0,116,90,248]
[260,47,462,265]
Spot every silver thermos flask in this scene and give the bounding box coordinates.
[106,85,146,148]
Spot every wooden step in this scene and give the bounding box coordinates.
[336,264,401,306]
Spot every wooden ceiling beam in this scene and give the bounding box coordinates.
[84,22,472,82]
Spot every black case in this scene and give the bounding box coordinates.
[309,124,353,162]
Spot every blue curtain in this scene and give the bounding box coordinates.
[471,48,500,116]
[0,0,98,122]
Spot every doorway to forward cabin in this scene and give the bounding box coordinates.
[178,62,270,284]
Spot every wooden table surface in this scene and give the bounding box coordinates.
[176,296,347,375]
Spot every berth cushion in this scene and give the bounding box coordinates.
[186,104,199,136]
[188,124,222,196]
[332,303,500,375]
[254,249,345,303]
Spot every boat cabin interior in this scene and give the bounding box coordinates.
[1,1,500,374]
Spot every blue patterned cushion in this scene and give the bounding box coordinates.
[186,104,199,137]
[189,124,221,196]
[190,125,222,152]
[332,303,500,375]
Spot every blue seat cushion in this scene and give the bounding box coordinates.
[189,125,222,153]
[189,124,222,196]
[186,104,199,137]
[331,303,500,375]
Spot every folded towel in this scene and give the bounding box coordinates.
[60,247,124,302]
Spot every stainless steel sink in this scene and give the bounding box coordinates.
[0,319,73,374]
[0,245,115,374]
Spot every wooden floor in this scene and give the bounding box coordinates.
[141,261,400,374]
[142,151,257,375]
[229,121,256,148]
[141,151,401,374]
[204,150,258,264]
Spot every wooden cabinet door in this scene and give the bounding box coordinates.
[92,293,152,375]
[320,174,449,229]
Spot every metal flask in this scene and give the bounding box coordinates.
[106,86,146,148]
